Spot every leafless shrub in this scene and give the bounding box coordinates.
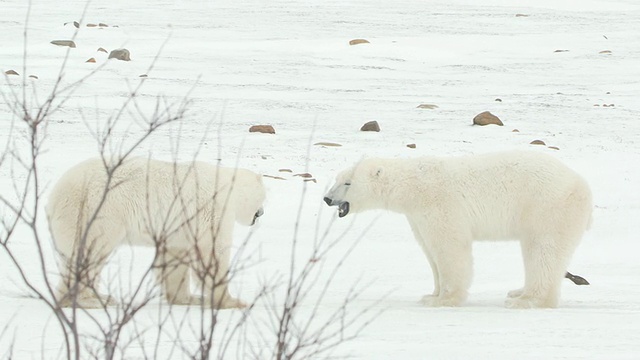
[0,2,380,359]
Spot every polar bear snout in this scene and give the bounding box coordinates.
[323,197,350,218]
[251,207,264,226]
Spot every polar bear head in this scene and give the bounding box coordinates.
[324,158,389,217]
[227,169,266,226]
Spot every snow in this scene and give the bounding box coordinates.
[1,0,640,358]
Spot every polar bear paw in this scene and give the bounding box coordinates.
[216,297,247,309]
[419,294,462,307]
[169,295,247,309]
[507,288,524,298]
[504,296,536,309]
[57,292,117,309]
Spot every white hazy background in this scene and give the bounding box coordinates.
[1,0,639,358]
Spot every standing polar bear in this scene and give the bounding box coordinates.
[324,151,592,308]
[46,157,266,309]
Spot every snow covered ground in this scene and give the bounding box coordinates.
[1,0,639,358]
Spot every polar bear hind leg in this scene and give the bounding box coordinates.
[419,225,473,307]
[54,227,122,308]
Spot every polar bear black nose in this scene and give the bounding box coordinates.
[323,197,333,206]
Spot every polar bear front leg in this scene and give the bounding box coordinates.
[154,258,193,305]
[408,218,440,299]
[419,228,473,307]
[202,245,246,309]
[56,261,114,308]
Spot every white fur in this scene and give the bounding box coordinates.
[46,157,266,309]
[325,151,592,308]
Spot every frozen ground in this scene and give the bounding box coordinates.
[1,0,639,358]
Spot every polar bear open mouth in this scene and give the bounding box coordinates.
[337,202,350,217]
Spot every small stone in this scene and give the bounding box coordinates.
[304,179,317,183]
[349,39,370,46]
[279,169,293,173]
[473,111,503,126]
[139,74,148,78]
[360,120,380,132]
[28,75,38,79]
[99,23,108,27]
[548,146,560,150]
[417,104,438,109]
[599,50,612,54]
[294,173,313,178]
[4,70,19,76]
[51,40,76,48]
[97,47,108,53]
[63,21,78,27]
[594,104,600,107]
[495,98,502,102]
[86,58,96,63]
[406,143,416,149]
[554,49,569,53]
[512,129,520,132]
[314,142,342,147]
[249,125,275,134]
[263,175,286,180]
[515,13,530,17]
[530,140,546,146]
[108,48,131,61]
[87,23,97,27]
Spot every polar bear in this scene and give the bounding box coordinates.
[46,157,266,309]
[324,151,592,308]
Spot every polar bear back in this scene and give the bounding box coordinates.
[349,151,592,241]
[46,157,264,249]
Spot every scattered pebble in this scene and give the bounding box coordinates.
[4,70,19,76]
[417,104,438,109]
[263,175,286,180]
[97,47,108,53]
[349,39,370,45]
[599,50,612,54]
[99,23,109,27]
[512,129,520,132]
[406,143,416,149]
[50,40,76,48]
[314,142,342,147]
[249,125,275,134]
[360,120,380,132]
[473,111,503,126]
[495,98,502,102]
[294,173,313,178]
[28,75,38,79]
[87,23,97,27]
[108,48,131,61]
[515,14,530,17]
[86,58,96,63]
[548,146,560,150]
[139,74,148,78]
[530,140,546,146]
[279,169,293,173]
[304,179,317,183]
[554,49,569,53]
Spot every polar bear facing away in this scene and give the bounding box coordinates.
[324,151,592,308]
[46,157,266,309]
